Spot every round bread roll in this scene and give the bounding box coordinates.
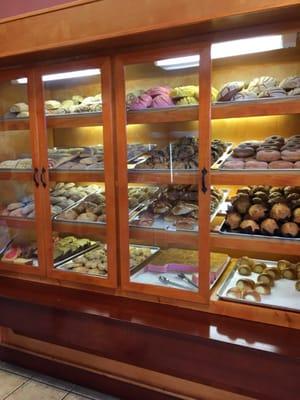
[240,219,260,233]
[248,204,267,221]
[225,211,242,230]
[260,218,279,235]
[281,222,299,237]
[270,203,291,221]
[217,81,245,101]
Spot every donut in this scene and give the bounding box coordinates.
[289,135,300,141]
[233,146,255,158]
[256,149,281,162]
[269,160,294,169]
[222,160,245,169]
[244,160,268,169]
[294,161,300,168]
[281,149,300,162]
[265,135,285,144]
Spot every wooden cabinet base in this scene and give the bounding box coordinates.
[0,280,299,400]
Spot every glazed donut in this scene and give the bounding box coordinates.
[263,140,283,149]
[269,160,294,169]
[289,135,300,141]
[256,149,281,162]
[223,160,245,169]
[239,141,261,149]
[244,160,268,169]
[281,149,300,162]
[233,146,255,158]
[265,135,285,145]
[281,143,300,150]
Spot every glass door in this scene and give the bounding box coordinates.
[0,70,46,275]
[36,58,117,287]
[115,45,215,302]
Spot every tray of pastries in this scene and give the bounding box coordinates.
[130,185,227,231]
[126,85,218,110]
[217,256,300,312]
[220,185,300,240]
[53,235,98,266]
[1,239,38,266]
[6,95,102,119]
[0,183,100,219]
[214,75,300,103]
[130,250,230,291]
[132,137,231,171]
[54,185,159,224]
[220,135,300,170]
[56,243,160,277]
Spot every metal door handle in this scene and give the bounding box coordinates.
[40,167,47,188]
[201,167,208,193]
[33,168,39,188]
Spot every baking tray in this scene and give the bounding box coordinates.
[129,244,161,272]
[54,241,98,267]
[131,143,232,172]
[219,219,300,241]
[217,259,300,312]
[130,189,229,232]
[56,244,160,276]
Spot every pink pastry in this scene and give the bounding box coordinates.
[129,93,152,110]
[222,160,245,169]
[244,160,268,169]
[152,94,174,108]
[269,160,294,169]
[294,161,300,168]
[146,86,171,97]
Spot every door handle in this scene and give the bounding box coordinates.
[40,167,47,188]
[201,167,208,194]
[33,168,39,188]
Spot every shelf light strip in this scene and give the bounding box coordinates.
[15,69,101,84]
[155,34,296,70]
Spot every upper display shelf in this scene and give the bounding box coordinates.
[1,96,299,131]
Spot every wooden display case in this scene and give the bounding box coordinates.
[0,27,299,329]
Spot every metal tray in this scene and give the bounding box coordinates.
[217,259,300,312]
[130,189,229,232]
[129,244,161,273]
[56,244,160,277]
[131,143,232,172]
[54,241,98,267]
[219,219,300,241]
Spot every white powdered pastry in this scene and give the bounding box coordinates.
[279,76,300,90]
[10,102,28,113]
[258,87,287,98]
[247,76,278,94]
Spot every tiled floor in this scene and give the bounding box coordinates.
[0,360,119,400]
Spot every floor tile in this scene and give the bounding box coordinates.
[0,369,28,399]
[32,372,75,391]
[0,361,33,378]
[5,380,67,400]
[71,384,119,400]
[63,394,90,400]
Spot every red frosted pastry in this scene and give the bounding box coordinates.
[129,93,152,110]
[152,94,174,108]
[145,86,171,97]
[244,160,268,169]
[223,160,244,169]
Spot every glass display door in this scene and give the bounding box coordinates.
[115,45,214,302]
[35,58,117,287]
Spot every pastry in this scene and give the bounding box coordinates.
[238,264,252,276]
[258,87,287,98]
[45,100,61,110]
[248,204,267,221]
[260,218,279,235]
[226,287,242,299]
[236,278,255,291]
[279,76,300,90]
[270,203,291,221]
[269,161,294,169]
[242,290,261,302]
[145,86,171,97]
[231,90,257,101]
[255,283,271,295]
[256,149,281,162]
[244,160,268,169]
[225,211,242,230]
[17,111,29,118]
[277,260,291,272]
[170,85,199,99]
[233,146,255,158]
[236,256,254,269]
[222,160,244,169]
[281,222,299,237]
[282,268,297,280]
[240,219,259,233]
[293,208,300,224]
[257,273,274,287]
[152,94,174,108]
[247,76,278,94]
[264,267,281,280]
[217,81,245,101]
[232,193,251,214]
[296,281,300,291]
[288,87,300,96]
[253,262,267,274]
[281,149,300,162]
[10,102,29,113]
